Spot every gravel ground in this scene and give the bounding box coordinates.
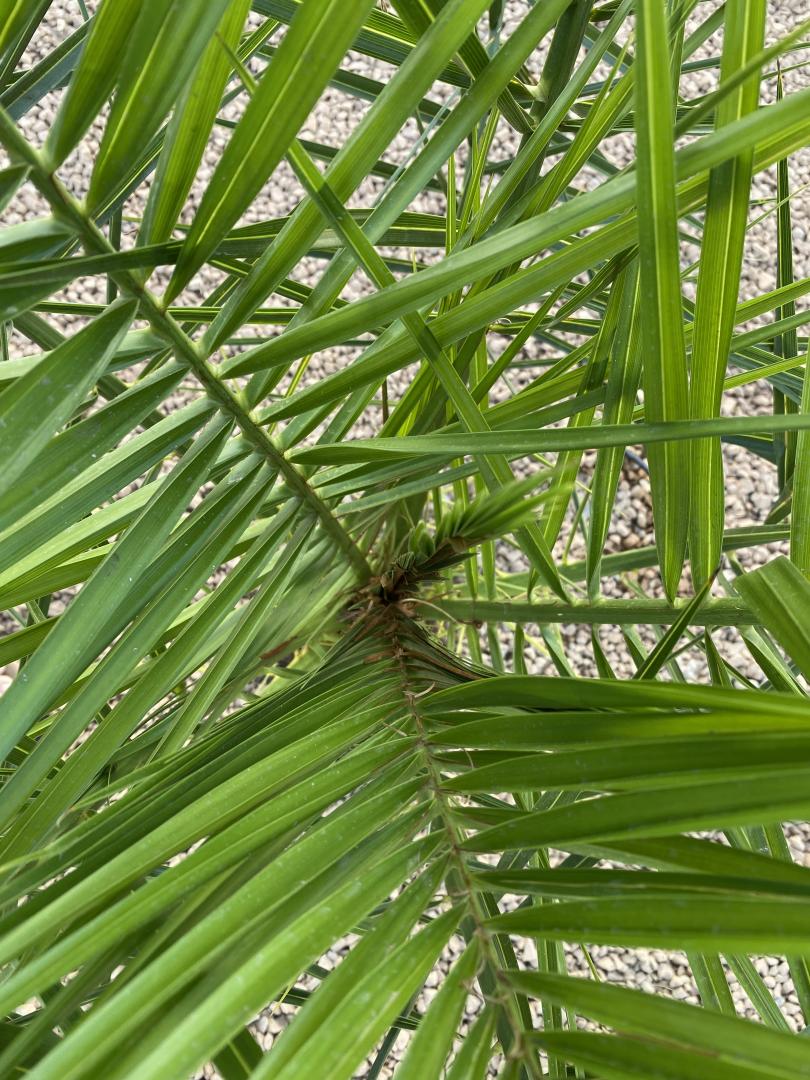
[3,2,810,1075]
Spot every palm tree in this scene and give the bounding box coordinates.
[0,0,810,1076]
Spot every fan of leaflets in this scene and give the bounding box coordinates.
[0,1,810,1077]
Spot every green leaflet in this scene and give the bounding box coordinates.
[473,866,810,902]
[586,261,641,595]
[204,0,520,352]
[0,462,274,852]
[424,673,807,716]
[139,0,252,247]
[463,768,810,851]
[633,0,689,599]
[260,862,446,1075]
[735,557,810,679]
[0,161,27,211]
[0,0,51,66]
[0,415,231,758]
[392,939,479,1080]
[167,0,377,299]
[488,892,810,954]
[689,0,766,586]
[0,362,185,538]
[0,301,136,500]
[261,903,460,1080]
[446,1007,497,1080]
[44,0,143,165]
[444,733,810,793]
[534,1031,785,1080]
[511,972,810,1079]
[290,413,810,465]
[87,0,237,209]
[791,337,810,574]
[39,822,433,1080]
[222,85,810,383]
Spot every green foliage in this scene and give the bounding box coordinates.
[0,1,809,1077]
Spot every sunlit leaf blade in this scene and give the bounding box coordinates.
[445,732,810,793]
[44,830,434,1080]
[541,254,628,551]
[0,464,276,850]
[217,72,810,388]
[446,1007,496,1080]
[260,906,460,1080]
[689,0,766,586]
[632,571,715,679]
[392,0,531,135]
[634,0,690,599]
[287,136,564,597]
[0,0,50,66]
[0,361,184,537]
